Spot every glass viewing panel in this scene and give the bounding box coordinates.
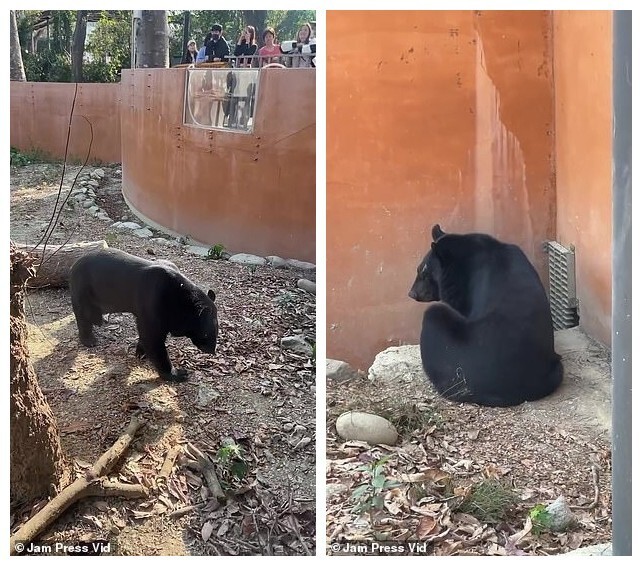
[184,68,259,133]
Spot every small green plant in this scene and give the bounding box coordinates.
[10,147,53,167]
[207,243,226,260]
[351,455,401,519]
[274,290,297,312]
[217,441,249,482]
[388,403,444,435]
[529,504,554,535]
[104,232,119,246]
[458,478,518,523]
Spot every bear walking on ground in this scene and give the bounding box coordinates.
[408,225,563,407]
[69,248,218,382]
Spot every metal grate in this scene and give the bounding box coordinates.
[545,241,579,330]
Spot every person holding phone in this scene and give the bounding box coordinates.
[234,25,257,67]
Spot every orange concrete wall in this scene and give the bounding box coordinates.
[553,11,612,346]
[10,82,121,164]
[120,68,316,261]
[327,11,557,370]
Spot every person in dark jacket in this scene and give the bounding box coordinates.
[234,25,257,67]
[204,23,230,63]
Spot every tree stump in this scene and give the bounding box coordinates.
[10,244,70,505]
[12,240,108,288]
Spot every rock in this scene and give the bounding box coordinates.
[327,483,350,500]
[88,206,99,214]
[565,543,612,556]
[196,384,221,407]
[111,222,122,229]
[326,359,359,383]
[297,278,316,295]
[286,258,315,271]
[70,189,85,197]
[186,245,211,257]
[82,200,94,209]
[229,253,266,266]
[282,423,294,432]
[96,213,111,222]
[368,345,425,386]
[266,255,287,268]
[87,179,100,189]
[91,168,105,179]
[120,215,129,221]
[87,189,96,197]
[335,411,398,445]
[151,237,179,247]
[117,221,143,230]
[133,228,153,238]
[115,169,122,177]
[281,335,313,357]
[544,496,576,531]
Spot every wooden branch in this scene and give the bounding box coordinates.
[168,503,207,519]
[184,442,225,501]
[9,416,145,555]
[12,240,108,288]
[159,445,182,480]
[85,480,148,499]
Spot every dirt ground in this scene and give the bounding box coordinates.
[326,335,613,556]
[10,162,315,556]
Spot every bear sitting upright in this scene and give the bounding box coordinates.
[408,225,563,407]
[69,248,218,382]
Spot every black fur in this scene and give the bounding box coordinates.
[409,225,563,407]
[69,249,218,382]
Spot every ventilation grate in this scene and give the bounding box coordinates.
[545,241,579,330]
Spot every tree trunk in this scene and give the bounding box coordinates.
[10,244,70,506]
[243,10,267,39]
[10,11,26,82]
[13,240,108,288]
[136,11,169,68]
[71,10,87,83]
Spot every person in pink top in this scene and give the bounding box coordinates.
[258,27,282,66]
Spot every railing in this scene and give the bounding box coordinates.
[174,52,316,70]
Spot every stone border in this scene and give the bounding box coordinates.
[68,166,316,291]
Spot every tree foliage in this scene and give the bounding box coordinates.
[17,10,316,81]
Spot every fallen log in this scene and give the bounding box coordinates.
[11,240,108,289]
[9,416,145,555]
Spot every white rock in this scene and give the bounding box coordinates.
[335,411,398,445]
[111,222,122,229]
[368,345,425,385]
[266,255,287,268]
[151,237,179,247]
[326,359,359,382]
[82,200,94,209]
[545,496,576,531]
[87,179,100,189]
[297,278,316,295]
[91,168,105,179]
[96,213,111,222]
[118,221,142,230]
[88,206,99,214]
[286,258,315,271]
[133,228,153,238]
[229,253,266,266]
[186,245,211,257]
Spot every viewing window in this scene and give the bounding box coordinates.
[184,68,259,133]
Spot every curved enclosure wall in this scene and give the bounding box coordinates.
[10,82,121,164]
[120,68,316,262]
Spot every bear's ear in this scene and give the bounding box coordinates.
[432,224,445,241]
[430,241,441,259]
[207,289,216,302]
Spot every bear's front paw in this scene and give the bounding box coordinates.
[80,335,97,347]
[135,341,146,359]
[160,368,189,383]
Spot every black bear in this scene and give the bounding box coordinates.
[69,248,218,382]
[409,225,563,407]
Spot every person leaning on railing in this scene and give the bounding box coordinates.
[291,22,315,68]
[234,25,257,67]
[204,23,230,63]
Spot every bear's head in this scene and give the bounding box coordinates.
[408,224,446,302]
[189,289,218,354]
